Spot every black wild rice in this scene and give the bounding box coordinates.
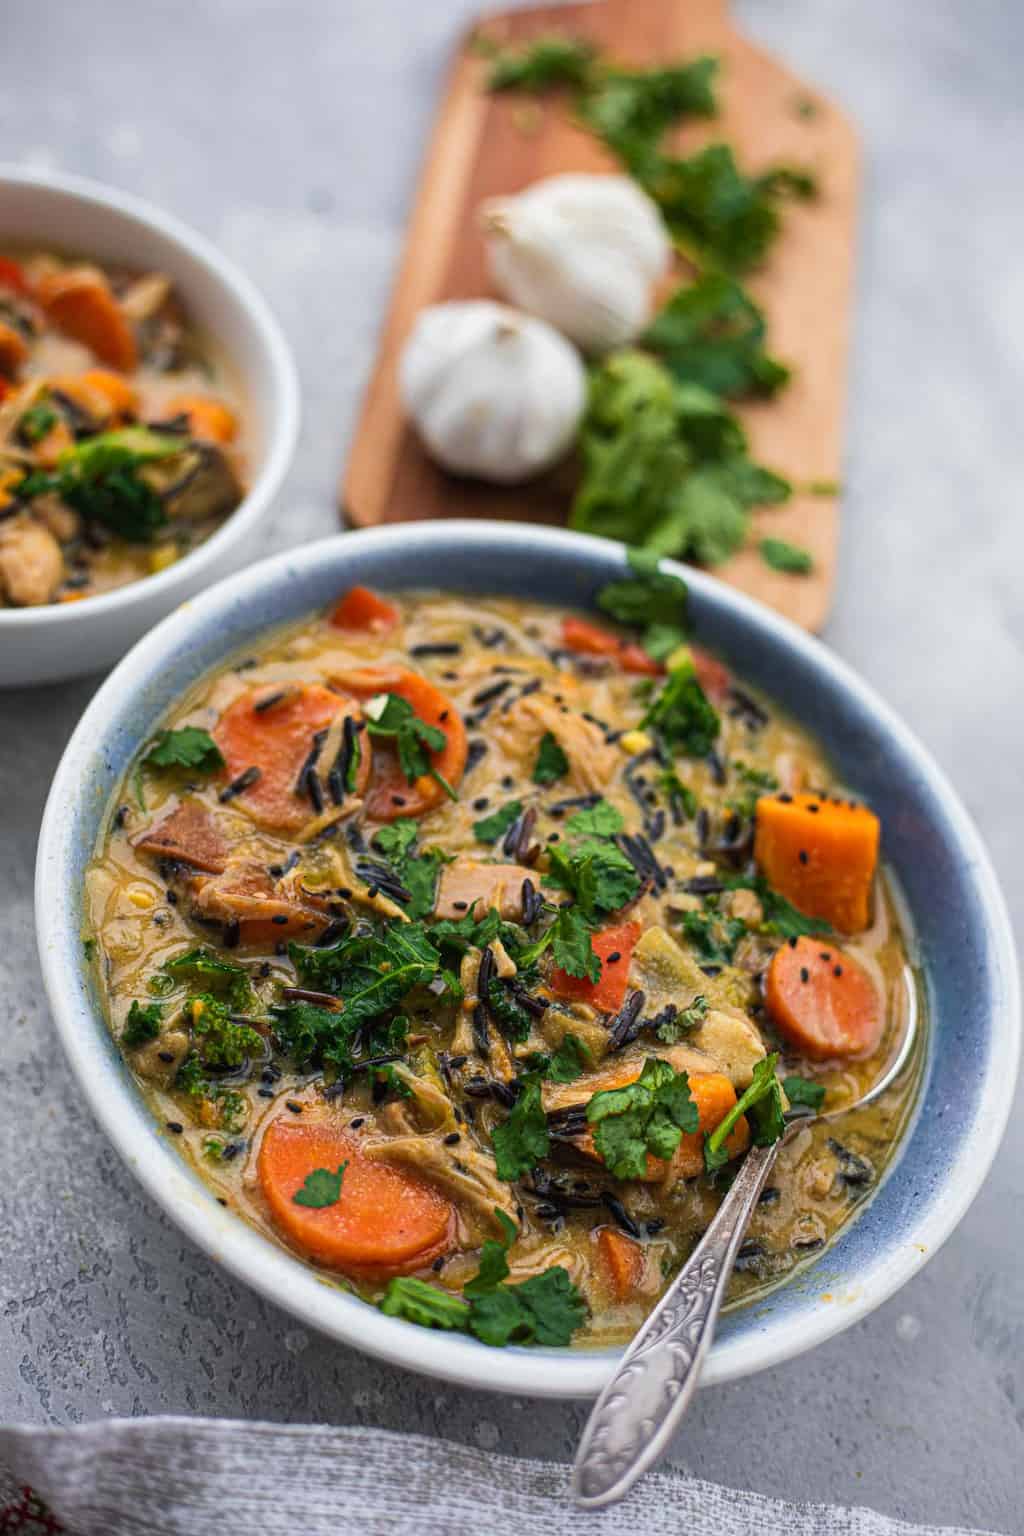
[219,765,261,802]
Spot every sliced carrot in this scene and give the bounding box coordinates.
[258,1119,454,1277]
[561,616,661,677]
[754,791,880,934]
[691,646,731,701]
[329,585,399,633]
[766,935,882,1061]
[332,665,468,822]
[212,683,370,832]
[597,1227,645,1302]
[37,266,137,371]
[0,257,28,294]
[54,368,138,424]
[166,393,237,444]
[0,322,28,376]
[549,921,641,1015]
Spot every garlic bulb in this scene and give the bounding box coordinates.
[399,300,585,484]
[482,173,672,353]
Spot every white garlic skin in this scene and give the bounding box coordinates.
[399,300,585,484]
[482,173,672,353]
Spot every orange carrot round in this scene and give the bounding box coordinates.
[258,1119,454,1277]
[549,921,641,1015]
[766,935,882,1060]
[213,683,369,832]
[333,665,467,822]
[37,266,137,371]
[329,585,399,633]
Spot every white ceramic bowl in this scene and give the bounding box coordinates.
[35,524,1021,1398]
[0,166,299,685]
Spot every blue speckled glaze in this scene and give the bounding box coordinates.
[35,523,1020,1398]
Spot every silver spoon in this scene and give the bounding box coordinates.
[572,969,920,1509]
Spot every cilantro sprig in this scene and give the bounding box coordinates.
[586,1057,699,1180]
[704,1053,786,1170]
[293,1162,348,1209]
[642,650,720,757]
[365,692,457,801]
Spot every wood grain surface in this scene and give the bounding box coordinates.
[342,0,860,631]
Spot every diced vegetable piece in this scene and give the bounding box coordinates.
[329,585,400,633]
[131,798,228,874]
[212,683,369,832]
[166,394,237,444]
[37,266,137,371]
[258,1119,453,1277]
[754,791,880,933]
[765,936,882,1060]
[596,1227,645,1302]
[561,615,660,676]
[0,257,28,294]
[55,368,138,424]
[548,920,641,1014]
[0,322,28,376]
[332,665,467,821]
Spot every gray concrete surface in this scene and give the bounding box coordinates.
[1,1,1021,1529]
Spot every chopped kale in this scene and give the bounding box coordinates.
[122,999,162,1048]
[473,800,523,843]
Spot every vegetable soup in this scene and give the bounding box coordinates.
[85,561,922,1350]
[0,248,245,607]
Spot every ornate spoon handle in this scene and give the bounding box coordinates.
[573,1140,781,1508]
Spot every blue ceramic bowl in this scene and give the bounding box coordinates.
[35,524,1020,1398]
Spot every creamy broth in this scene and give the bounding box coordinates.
[86,588,923,1348]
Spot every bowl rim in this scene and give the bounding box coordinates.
[35,521,1022,1399]
[0,163,300,629]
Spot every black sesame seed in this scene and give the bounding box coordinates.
[443,1132,461,1146]
[257,1087,275,1099]
[166,1121,183,1135]
[800,967,810,983]
[798,850,809,865]
[834,964,843,977]
[285,1100,303,1114]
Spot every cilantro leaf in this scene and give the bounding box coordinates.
[55,426,184,542]
[727,876,832,939]
[463,1208,518,1299]
[292,1161,348,1208]
[473,800,523,843]
[18,401,58,444]
[370,819,444,919]
[642,273,789,399]
[365,693,456,800]
[371,820,419,862]
[586,1057,698,1179]
[564,799,624,839]
[142,726,224,775]
[642,652,719,756]
[546,1032,590,1082]
[468,1266,586,1347]
[578,57,718,171]
[547,843,640,921]
[705,1053,784,1170]
[760,537,813,574]
[485,33,597,92]
[380,1277,471,1330]
[550,907,601,981]
[597,549,690,660]
[782,1075,826,1110]
[122,999,162,1048]
[532,731,569,785]
[492,1077,549,1181]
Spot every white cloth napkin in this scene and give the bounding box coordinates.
[0,1419,1003,1536]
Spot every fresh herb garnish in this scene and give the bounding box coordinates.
[484,33,597,93]
[544,799,641,921]
[34,426,183,542]
[760,537,813,574]
[681,906,747,967]
[642,273,789,398]
[143,726,224,775]
[586,1057,699,1180]
[727,875,832,939]
[782,1075,826,1110]
[473,800,523,843]
[292,1161,348,1209]
[370,818,445,919]
[18,401,58,445]
[492,1076,549,1181]
[380,1276,470,1330]
[122,999,162,1047]
[704,1053,785,1170]
[462,1208,518,1298]
[546,1032,590,1082]
[380,1264,587,1347]
[655,993,707,1043]
[532,731,569,785]
[549,906,601,981]
[186,992,262,1069]
[365,692,457,800]
[596,548,690,661]
[642,651,720,756]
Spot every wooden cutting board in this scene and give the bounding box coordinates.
[342,0,859,631]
